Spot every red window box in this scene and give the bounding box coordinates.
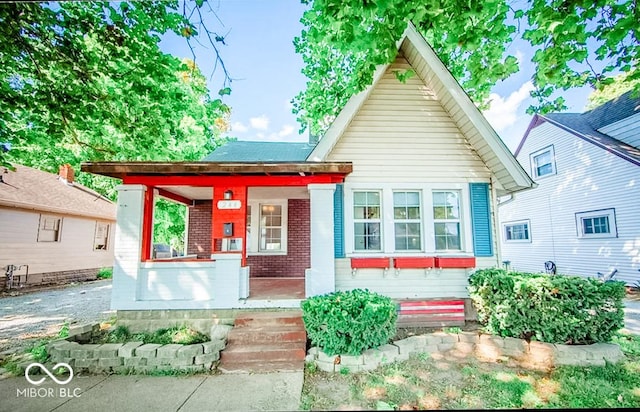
[350,257,390,269]
[393,257,436,269]
[435,257,476,268]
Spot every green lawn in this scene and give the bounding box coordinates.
[300,333,640,410]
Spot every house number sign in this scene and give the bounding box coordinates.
[217,200,241,209]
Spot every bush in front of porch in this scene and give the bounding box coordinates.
[301,289,397,356]
[468,268,625,344]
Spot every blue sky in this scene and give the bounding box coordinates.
[159,0,594,151]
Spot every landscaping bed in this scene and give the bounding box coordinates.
[301,333,640,410]
[41,322,232,375]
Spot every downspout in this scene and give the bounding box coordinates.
[547,193,557,264]
[490,176,501,267]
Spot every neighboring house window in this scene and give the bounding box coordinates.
[576,209,617,238]
[530,145,556,178]
[504,220,530,242]
[353,191,382,251]
[393,191,422,251]
[94,222,110,250]
[247,201,288,254]
[433,191,461,251]
[37,215,62,242]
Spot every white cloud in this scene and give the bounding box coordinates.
[514,50,525,65]
[278,124,295,137]
[483,81,534,132]
[231,122,248,133]
[249,115,270,130]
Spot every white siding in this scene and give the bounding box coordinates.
[334,255,497,299]
[0,207,115,274]
[326,57,491,183]
[598,112,640,148]
[499,122,640,284]
[326,56,501,298]
[334,258,468,298]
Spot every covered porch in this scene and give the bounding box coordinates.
[81,161,351,310]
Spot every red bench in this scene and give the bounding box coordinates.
[396,299,466,327]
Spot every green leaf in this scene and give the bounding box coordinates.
[218,87,231,96]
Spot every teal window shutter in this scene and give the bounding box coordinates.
[334,184,345,258]
[469,183,493,257]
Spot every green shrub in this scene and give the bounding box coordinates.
[468,268,625,344]
[301,289,397,356]
[97,268,113,279]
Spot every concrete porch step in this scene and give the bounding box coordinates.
[227,326,307,345]
[233,311,304,328]
[221,342,306,364]
[219,311,307,373]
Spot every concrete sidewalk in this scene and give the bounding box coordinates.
[0,372,303,412]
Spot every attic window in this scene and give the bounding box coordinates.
[530,145,556,179]
[37,215,62,242]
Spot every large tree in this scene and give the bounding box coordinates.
[293,0,639,135]
[0,1,231,196]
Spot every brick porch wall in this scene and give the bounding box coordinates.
[247,199,310,278]
[187,200,212,259]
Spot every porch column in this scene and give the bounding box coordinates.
[307,183,336,297]
[111,184,147,309]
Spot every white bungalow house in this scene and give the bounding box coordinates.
[0,164,116,291]
[82,25,534,319]
[499,91,640,284]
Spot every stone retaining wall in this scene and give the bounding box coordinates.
[44,323,232,375]
[306,332,624,373]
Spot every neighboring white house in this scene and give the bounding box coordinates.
[0,164,116,291]
[499,91,640,284]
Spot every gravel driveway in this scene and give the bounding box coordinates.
[0,279,113,354]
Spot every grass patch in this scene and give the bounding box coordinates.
[300,348,640,410]
[96,267,113,279]
[100,325,209,345]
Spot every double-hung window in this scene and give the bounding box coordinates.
[432,191,462,251]
[247,201,287,253]
[38,215,62,242]
[393,191,422,251]
[94,222,110,250]
[260,204,283,251]
[530,146,556,178]
[353,191,382,251]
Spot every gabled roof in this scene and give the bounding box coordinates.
[0,164,116,220]
[306,23,534,195]
[515,91,640,167]
[584,90,640,130]
[203,141,315,162]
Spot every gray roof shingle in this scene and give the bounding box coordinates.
[538,91,640,166]
[202,141,315,162]
[583,90,640,130]
[0,164,116,220]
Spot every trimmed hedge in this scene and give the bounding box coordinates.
[468,268,625,344]
[301,289,397,356]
